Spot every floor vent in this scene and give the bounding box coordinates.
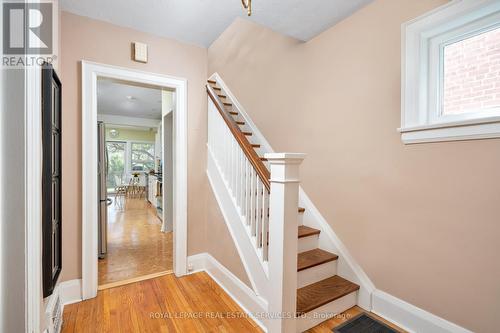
[45,287,63,333]
[333,313,398,333]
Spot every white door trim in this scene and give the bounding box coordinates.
[81,61,188,299]
[25,66,43,333]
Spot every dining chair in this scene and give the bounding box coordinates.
[114,174,127,209]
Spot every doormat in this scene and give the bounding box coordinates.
[333,313,398,333]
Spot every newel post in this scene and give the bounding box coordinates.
[265,153,306,333]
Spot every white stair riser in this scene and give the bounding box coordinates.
[297,260,337,288]
[298,213,304,226]
[296,292,357,333]
[298,235,319,253]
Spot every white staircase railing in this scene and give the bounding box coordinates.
[207,83,306,332]
[207,97,271,262]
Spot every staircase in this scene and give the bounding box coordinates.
[206,78,360,332]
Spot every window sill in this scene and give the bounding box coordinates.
[399,118,500,144]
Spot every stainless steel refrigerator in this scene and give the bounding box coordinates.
[97,122,110,259]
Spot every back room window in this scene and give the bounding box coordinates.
[131,142,155,172]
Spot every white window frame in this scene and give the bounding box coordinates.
[400,0,500,144]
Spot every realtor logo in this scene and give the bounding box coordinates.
[3,2,53,55]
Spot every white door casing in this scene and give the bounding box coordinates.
[81,61,188,299]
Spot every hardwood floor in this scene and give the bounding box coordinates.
[98,197,173,286]
[63,272,405,333]
[62,272,262,333]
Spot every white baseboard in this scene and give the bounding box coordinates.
[59,279,82,306]
[372,290,473,333]
[188,253,269,332]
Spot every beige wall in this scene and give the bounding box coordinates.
[208,0,500,331]
[206,186,252,287]
[60,12,249,285]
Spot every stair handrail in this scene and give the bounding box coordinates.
[206,84,271,192]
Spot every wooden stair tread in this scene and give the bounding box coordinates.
[298,226,320,238]
[223,102,232,106]
[207,79,216,84]
[212,87,222,91]
[297,249,338,271]
[296,276,360,314]
[298,207,305,213]
[236,121,245,125]
[229,111,238,115]
[251,144,261,148]
[243,131,252,136]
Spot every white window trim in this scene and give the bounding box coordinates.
[400,0,500,144]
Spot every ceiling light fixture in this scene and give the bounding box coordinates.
[241,0,252,16]
[109,129,119,138]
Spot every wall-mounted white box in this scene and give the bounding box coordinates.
[132,42,148,63]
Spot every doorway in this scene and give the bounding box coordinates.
[81,62,187,299]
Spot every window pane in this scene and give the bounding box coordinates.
[131,142,155,172]
[106,142,126,193]
[443,27,500,115]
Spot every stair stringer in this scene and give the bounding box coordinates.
[210,72,376,310]
[206,146,272,302]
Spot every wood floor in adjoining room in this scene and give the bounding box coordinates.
[98,197,173,286]
[63,271,405,333]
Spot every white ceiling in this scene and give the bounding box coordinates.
[97,78,163,120]
[60,0,373,47]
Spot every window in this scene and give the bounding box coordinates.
[401,0,500,144]
[105,140,155,188]
[106,141,126,193]
[442,27,500,116]
[131,142,155,172]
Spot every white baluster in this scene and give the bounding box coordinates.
[223,125,228,182]
[219,115,224,177]
[262,189,269,261]
[240,151,245,214]
[226,128,229,178]
[250,169,256,235]
[235,148,239,207]
[216,111,221,166]
[244,158,250,224]
[255,179,262,246]
[231,138,236,195]
[236,145,243,208]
